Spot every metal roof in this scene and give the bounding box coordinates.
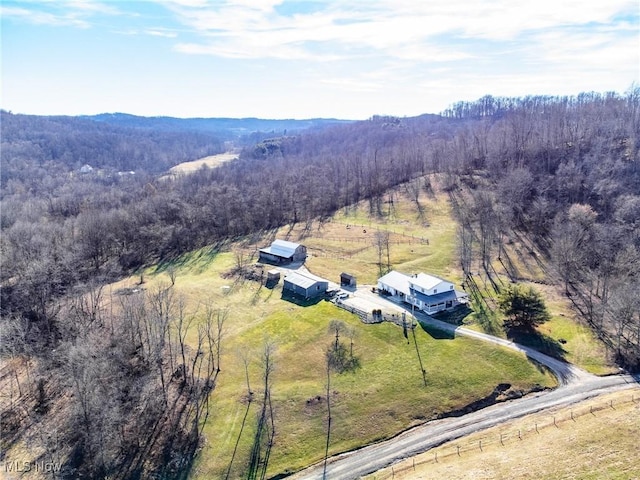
[284,271,325,290]
[260,239,301,258]
[377,271,412,296]
[379,271,461,297]
[409,273,452,293]
[413,289,458,305]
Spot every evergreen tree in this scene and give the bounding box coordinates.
[498,285,550,331]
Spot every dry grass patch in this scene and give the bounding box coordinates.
[236,177,463,286]
[365,388,640,480]
[166,151,239,176]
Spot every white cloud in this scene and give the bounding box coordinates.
[0,1,126,28]
[0,5,91,28]
[144,29,178,38]
[156,0,638,70]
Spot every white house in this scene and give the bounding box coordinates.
[377,271,468,314]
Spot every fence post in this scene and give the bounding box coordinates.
[535,422,538,433]
[457,445,461,456]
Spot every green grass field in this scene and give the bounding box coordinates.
[110,176,611,478]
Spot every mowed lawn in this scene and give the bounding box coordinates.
[112,177,607,478]
[195,298,556,478]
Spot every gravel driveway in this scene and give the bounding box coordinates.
[287,285,639,480]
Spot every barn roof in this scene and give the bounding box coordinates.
[260,239,301,258]
[284,271,324,289]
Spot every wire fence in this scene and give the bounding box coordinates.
[378,392,640,479]
[326,221,430,244]
[333,300,415,328]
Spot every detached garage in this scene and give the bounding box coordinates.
[283,271,328,300]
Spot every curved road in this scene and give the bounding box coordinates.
[287,303,639,480]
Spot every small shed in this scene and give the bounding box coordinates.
[340,272,357,288]
[283,271,328,299]
[266,269,281,286]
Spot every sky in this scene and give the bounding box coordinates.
[1,0,639,120]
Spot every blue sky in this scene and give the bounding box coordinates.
[1,0,638,119]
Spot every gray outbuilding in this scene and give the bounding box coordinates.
[259,239,307,265]
[340,272,357,288]
[283,271,328,299]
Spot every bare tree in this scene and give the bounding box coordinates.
[374,230,391,277]
[247,339,277,480]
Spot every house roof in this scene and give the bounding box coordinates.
[409,273,452,293]
[379,270,461,297]
[413,289,457,305]
[377,271,412,296]
[413,288,469,306]
[260,239,301,258]
[284,271,326,290]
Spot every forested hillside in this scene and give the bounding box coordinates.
[0,111,226,177]
[1,89,639,478]
[441,91,640,369]
[84,112,353,142]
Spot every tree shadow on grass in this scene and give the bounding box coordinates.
[432,305,473,326]
[418,321,455,340]
[507,329,567,361]
[154,242,225,275]
[470,303,502,337]
[525,354,559,380]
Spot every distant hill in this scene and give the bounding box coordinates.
[0,110,225,174]
[82,113,354,137]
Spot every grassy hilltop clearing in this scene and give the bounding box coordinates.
[103,175,612,478]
